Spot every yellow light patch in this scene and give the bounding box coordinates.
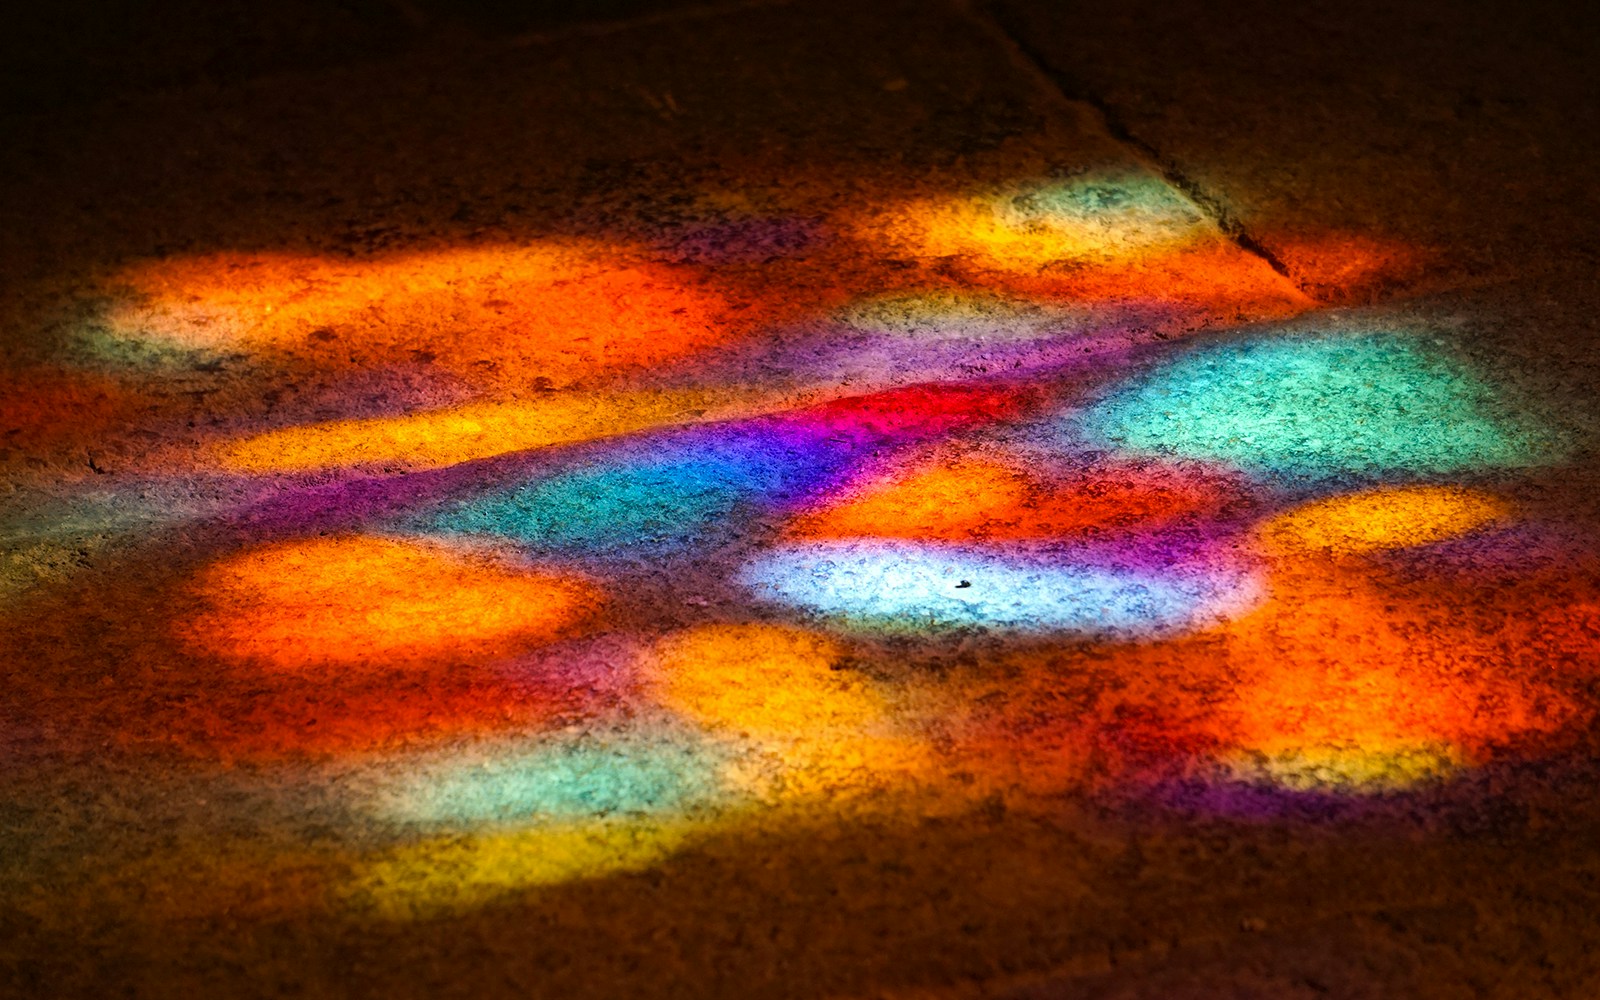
[211,388,762,473]
[349,819,698,919]
[1221,741,1464,793]
[864,174,1209,272]
[1261,485,1512,557]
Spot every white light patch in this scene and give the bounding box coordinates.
[739,540,1262,639]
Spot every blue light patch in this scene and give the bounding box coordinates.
[738,541,1261,638]
[1075,332,1557,482]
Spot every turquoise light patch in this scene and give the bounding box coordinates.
[738,540,1261,638]
[376,734,727,827]
[1076,332,1556,481]
[431,456,766,550]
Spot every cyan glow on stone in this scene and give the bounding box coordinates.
[430,454,769,550]
[425,417,884,551]
[376,735,726,826]
[738,540,1261,637]
[1075,332,1555,481]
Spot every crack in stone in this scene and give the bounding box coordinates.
[973,1,1305,295]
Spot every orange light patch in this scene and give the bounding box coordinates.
[1209,577,1584,790]
[650,625,927,800]
[652,624,881,736]
[182,535,597,671]
[211,388,767,473]
[1260,485,1512,558]
[859,178,1310,315]
[790,456,1229,542]
[108,246,736,385]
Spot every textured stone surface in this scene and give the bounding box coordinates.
[2,2,1599,998]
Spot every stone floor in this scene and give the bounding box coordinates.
[2,1,1598,997]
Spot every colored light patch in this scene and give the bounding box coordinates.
[789,456,1229,542]
[795,382,1038,441]
[1078,332,1556,481]
[1220,742,1463,794]
[650,624,930,804]
[431,455,772,551]
[651,625,881,737]
[1260,231,1428,301]
[211,388,762,473]
[349,818,700,918]
[835,290,1085,342]
[881,172,1207,270]
[1261,485,1512,557]
[1205,576,1588,793]
[107,246,734,385]
[739,541,1261,637]
[182,535,596,670]
[374,733,728,826]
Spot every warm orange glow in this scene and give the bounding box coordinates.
[882,186,1202,268]
[790,455,1231,542]
[182,535,598,671]
[649,625,928,799]
[856,183,1310,315]
[1207,571,1584,789]
[210,388,767,473]
[1260,485,1512,558]
[108,245,738,385]
[651,624,881,736]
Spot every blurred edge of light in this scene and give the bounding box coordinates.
[179,534,601,672]
[345,817,703,919]
[207,387,772,473]
[1216,741,1466,795]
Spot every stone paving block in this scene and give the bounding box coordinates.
[987,0,1600,302]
